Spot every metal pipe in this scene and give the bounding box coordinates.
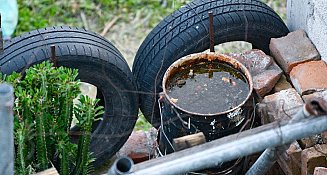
[208,11,215,52]
[246,102,315,175]
[131,115,327,175]
[50,45,57,67]
[107,156,134,175]
[246,148,277,175]
[0,83,14,175]
[0,13,3,53]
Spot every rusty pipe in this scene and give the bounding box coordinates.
[208,11,215,52]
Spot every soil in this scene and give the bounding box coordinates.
[166,60,250,114]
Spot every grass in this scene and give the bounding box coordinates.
[15,0,190,36]
[14,0,286,131]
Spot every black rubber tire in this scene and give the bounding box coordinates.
[0,26,138,168]
[132,0,289,127]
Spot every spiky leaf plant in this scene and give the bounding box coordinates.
[1,61,103,174]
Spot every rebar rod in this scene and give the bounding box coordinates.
[0,83,14,175]
[50,45,57,67]
[208,11,215,52]
[130,115,327,175]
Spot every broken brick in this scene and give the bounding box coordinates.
[302,90,327,104]
[260,88,303,122]
[270,30,320,73]
[253,69,282,97]
[117,128,158,163]
[314,167,327,175]
[227,49,283,97]
[322,132,327,144]
[274,75,293,93]
[277,141,302,175]
[302,144,327,175]
[290,61,327,95]
[299,137,319,149]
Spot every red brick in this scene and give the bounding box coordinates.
[117,128,158,163]
[227,49,283,97]
[314,167,327,175]
[240,49,273,75]
[270,30,320,73]
[290,61,327,95]
[301,144,327,175]
[261,88,303,122]
[253,69,282,97]
[274,75,293,92]
[277,141,302,175]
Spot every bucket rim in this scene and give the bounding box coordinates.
[162,52,254,116]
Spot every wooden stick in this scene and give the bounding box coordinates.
[80,12,89,30]
[173,132,206,151]
[35,167,59,175]
[100,16,120,37]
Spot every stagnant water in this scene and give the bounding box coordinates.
[166,60,250,114]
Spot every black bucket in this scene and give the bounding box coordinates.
[159,53,254,174]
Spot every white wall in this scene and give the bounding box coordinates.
[287,0,327,61]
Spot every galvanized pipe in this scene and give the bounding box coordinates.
[0,13,3,52]
[246,148,277,175]
[130,115,327,175]
[0,83,14,175]
[107,156,134,175]
[246,105,311,175]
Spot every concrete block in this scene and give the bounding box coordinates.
[117,128,158,163]
[270,30,320,73]
[314,167,327,175]
[274,75,293,92]
[261,88,303,122]
[301,144,327,175]
[290,61,327,95]
[288,0,327,62]
[227,49,283,97]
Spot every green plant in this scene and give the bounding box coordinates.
[1,61,104,175]
[15,0,190,36]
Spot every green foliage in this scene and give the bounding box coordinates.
[15,0,190,36]
[135,112,152,131]
[2,61,103,174]
[15,0,285,36]
[74,96,104,175]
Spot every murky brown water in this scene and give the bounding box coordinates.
[166,60,250,114]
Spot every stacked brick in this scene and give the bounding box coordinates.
[262,29,326,175]
[228,29,327,175]
[116,30,327,174]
